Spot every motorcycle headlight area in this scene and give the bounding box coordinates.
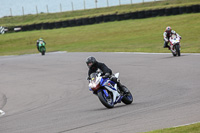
[89,82,97,88]
[173,41,178,44]
[89,77,101,88]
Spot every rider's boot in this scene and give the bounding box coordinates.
[117,82,129,94]
[110,76,129,94]
[163,41,170,50]
[167,45,170,50]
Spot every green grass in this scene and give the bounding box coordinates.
[146,122,200,133]
[0,0,200,27]
[0,13,200,56]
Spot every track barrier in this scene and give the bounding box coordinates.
[4,4,200,33]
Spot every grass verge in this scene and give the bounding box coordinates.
[0,0,200,27]
[0,13,200,56]
[146,122,200,133]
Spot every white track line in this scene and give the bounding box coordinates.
[0,51,67,58]
[0,110,5,117]
[0,52,200,58]
[173,121,200,128]
[24,51,67,56]
[114,52,200,55]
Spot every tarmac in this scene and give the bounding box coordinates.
[0,52,200,133]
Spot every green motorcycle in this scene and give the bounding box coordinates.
[38,41,46,55]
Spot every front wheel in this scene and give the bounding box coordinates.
[97,89,114,108]
[42,51,45,55]
[40,47,46,55]
[171,49,177,56]
[175,45,181,56]
[172,52,177,56]
[121,86,133,105]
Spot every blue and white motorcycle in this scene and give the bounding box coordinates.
[89,72,133,108]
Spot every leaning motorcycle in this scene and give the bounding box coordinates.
[38,41,46,55]
[89,72,133,108]
[169,35,181,56]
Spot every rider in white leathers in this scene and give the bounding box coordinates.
[163,26,181,50]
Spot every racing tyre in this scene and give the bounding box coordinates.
[97,90,114,108]
[176,45,181,56]
[121,86,133,105]
[42,51,45,55]
[172,50,177,56]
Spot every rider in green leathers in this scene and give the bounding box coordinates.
[36,38,46,51]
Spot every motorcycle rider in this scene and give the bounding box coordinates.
[86,56,128,94]
[163,26,181,50]
[36,38,46,51]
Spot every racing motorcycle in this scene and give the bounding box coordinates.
[89,72,133,108]
[169,34,181,56]
[38,41,46,55]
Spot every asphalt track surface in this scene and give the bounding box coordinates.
[0,52,200,133]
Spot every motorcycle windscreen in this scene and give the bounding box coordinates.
[89,73,101,91]
[39,41,45,46]
[90,73,97,82]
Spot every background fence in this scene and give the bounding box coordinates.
[3,4,200,33]
[1,0,157,18]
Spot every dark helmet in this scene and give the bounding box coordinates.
[86,56,97,68]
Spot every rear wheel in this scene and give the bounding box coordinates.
[121,86,133,105]
[97,90,114,108]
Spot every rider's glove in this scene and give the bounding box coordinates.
[102,73,110,79]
